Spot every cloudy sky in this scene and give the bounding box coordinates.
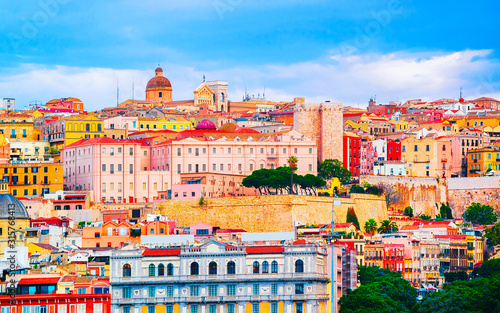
[0,0,499,110]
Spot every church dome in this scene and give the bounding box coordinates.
[196,119,217,130]
[0,194,30,220]
[146,67,172,90]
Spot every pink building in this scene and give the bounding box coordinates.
[103,115,139,132]
[360,137,375,175]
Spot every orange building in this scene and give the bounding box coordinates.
[82,221,140,248]
[146,67,173,104]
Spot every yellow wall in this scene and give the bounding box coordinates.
[0,162,63,196]
[139,117,192,132]
[63,116,105,146]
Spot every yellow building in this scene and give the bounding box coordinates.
[0,113,40,141]
[467,144,500,177]
[0,182,30,257]
[401,136,453,177]
[9,141,53,163]
[138,117,192,132]
[43,114,105,147]
[391,120,409,131]
[0,162,63,196]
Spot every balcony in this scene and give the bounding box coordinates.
[441,158,447,162]
[414,159,430,163]
[267,154,278,159]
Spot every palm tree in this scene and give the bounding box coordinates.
[377,220,398,234]
[287,156,298,195]
[364,219,378,235]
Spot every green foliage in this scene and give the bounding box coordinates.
[484,222,500,247]
[364,219,377,235]
[444,271,468,283]
[377,220,398,234]
[463,202,498,226]
[346,207,360,230]
[435,202,453,219]
[349,185,365,194]
[365,185,382,195]
[198,197,206,206]
[404,206,414,218]
[477,258,500,279]
[339,266,416,313]
[419,214,432,221]
[414,277,500,313]
[242,167,326,196]
[318,159,352,184]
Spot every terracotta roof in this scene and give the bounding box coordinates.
[74,276,95,284]
[400,225,419,230]
[246,246,285,254]
[33,243,59,252]
[142,248,181,256]
[217,229,247,233]
[59,275,78,283]
[63,137,148,149]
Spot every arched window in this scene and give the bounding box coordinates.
[262,261,269,274]
[86,123,90,132]
[271,261,278,273]
[159,92,163,98]
[191,262,199,276]
[253,261,260,274]
[97,124,102,132]
[158,263,165,276]
[227,261,236,275]
[295,259,304,273]
[167,263,174,276]
[149,264,155,276]
[209,261,217,275]
[123,264,131,277]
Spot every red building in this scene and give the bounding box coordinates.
[0,276,110,312]
[31,217,70,228]
[343,132,361,177]
[383,244,405,272]
[387,140,402,161]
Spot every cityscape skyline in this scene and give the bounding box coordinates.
[0,0,499,110]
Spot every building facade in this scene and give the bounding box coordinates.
[110,241,329,313]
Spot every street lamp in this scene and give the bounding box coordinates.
[331,199,341,313]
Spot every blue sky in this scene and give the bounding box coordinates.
[0,0,499,110]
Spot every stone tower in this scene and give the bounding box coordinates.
[294,102,343,162]
[206,81,228,112]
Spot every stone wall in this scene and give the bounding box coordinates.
[361,175,500,218]
[153,194,388,233]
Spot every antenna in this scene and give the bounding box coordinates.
[132,73,135,103]
[117,78,119,106]
[460,86,463,99]
[203,75,206,83]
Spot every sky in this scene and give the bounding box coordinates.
[0,0,499,111]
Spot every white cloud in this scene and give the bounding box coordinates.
[0,49,498,111]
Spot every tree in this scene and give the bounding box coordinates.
[377,220,398,234]
[287,156,298,195]
[463,202,498,226]
[349,185,365,194]
[477,258,500,279]
[377,183,401,208]
[364,219,377,235]
[318,159,352,184]
[346,207,360,230]
[419,214,431,221]
[435,202,453,219]
[403,206,413,218]
[484,222,500,247]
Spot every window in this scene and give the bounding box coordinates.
[129,164,133,174]
[227,285,236,296]
[123,264,131,277]
[190,285,199,296]
[227,261,236,275]
[209,285,218,296]
[102,164,106,171]
[129,147,134,155]
[414,145,417,152]
[209,261,217,275]
[209,305,217,313]
[426,145,430,152]
[191,306,198,313]
[149,286,156,297]
[271,283,278,295]
[271,303,278,313]
[253,284,259,295]
[262,261,269,273]
[296,303,303,313]
[123,287,131,298]
[167,263,174,276]
[191,262,199,275]
[148,306,155,313]
[149,264,156,276]
[295,259,304,273]
[295,284,304,294]
[166,285,174,297]
[253,261,260,273]
[253,303,259,313]
[102,147,106,153]
[227,304,235,313]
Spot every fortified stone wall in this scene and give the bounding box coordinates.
[294,102,343,162]
[360,175,445,217]
[361,175,500,218]
[153,194,388,233]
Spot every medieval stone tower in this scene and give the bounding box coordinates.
[294,102,343,162]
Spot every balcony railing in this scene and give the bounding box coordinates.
[414,160,430,163]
